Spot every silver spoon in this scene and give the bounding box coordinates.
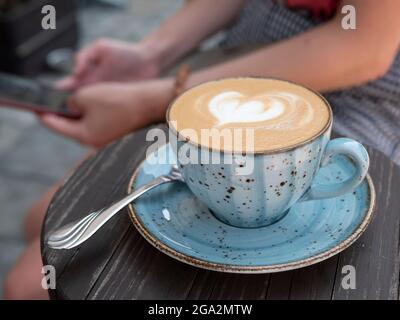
[47,165,183,250]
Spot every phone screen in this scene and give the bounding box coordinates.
[0,72,78,118]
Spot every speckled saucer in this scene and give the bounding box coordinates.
[127,144,375,273]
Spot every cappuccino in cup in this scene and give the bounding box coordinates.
[167,78,369,228]
[168,78,330,152]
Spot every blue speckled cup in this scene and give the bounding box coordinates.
[167,82,369,228]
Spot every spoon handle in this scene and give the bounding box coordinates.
[48,175,172,249]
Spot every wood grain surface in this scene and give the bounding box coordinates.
[41,46,400,300]
[41,124,400,300]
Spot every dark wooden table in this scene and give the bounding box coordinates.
[41,48,400,299]
[41,125,400,300]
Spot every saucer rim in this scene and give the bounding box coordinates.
[127,145,376,274]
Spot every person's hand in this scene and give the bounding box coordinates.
[41,80,174,147]
[57,39,161,90]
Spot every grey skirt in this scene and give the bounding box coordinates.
[221,0,400,166]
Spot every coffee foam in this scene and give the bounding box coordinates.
[168,78,331,152]
[208,91,285,125]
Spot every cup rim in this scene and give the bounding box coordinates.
[166,77,333,155]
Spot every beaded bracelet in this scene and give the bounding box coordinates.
[173,64,190,97]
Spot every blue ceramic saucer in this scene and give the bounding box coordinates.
[127,144,375,273]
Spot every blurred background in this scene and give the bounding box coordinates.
[0,0,183,298]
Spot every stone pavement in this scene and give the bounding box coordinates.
[0,0,182,298]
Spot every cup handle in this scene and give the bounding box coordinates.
[301,138,369,201]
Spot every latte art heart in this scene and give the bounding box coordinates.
[207,90,312,127]
[208,91,285,125]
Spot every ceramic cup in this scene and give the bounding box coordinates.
[167,82,369,228]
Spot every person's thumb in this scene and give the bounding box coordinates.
[74,45,100,79]
[40,113,86,142]
[55,76,77,91]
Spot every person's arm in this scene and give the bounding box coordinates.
[59,0,245,89]
[141,0,246,71]
[187,0,400,92]
[43,0,400,147]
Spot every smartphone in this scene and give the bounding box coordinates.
[0,72,80,119]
